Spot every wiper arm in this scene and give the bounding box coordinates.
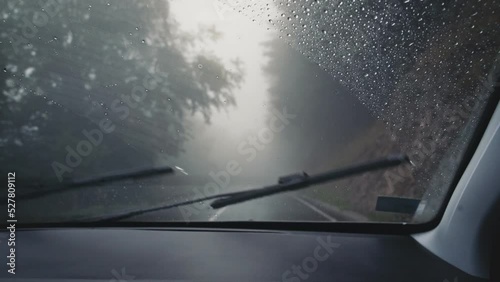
[82,154,408,223]
[210,154,409,209]
[17,166,174,201]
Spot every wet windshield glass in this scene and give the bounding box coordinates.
[1,0,498,223]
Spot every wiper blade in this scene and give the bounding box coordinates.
[82,154,408,223]
[82,191,240,223]
[17,166,174,201]
[210,154,409,209]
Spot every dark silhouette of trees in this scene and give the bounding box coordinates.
[0,0,243,186]
[260,38,377,172]
[258,0,499,220]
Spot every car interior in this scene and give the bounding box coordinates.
[0,0,499,281]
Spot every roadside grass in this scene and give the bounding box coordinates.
[303,183,404,222]
[300,121,411,222]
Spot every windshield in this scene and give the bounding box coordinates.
[1,0,499,224]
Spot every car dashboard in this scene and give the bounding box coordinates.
[0,227,487,282]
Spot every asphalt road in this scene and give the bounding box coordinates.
[130,191,338,222]
[15,180,343,223]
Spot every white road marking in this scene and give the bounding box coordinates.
[209,206,227,221]
[292,195,337,222]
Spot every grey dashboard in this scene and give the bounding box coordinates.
[0,228,487,281]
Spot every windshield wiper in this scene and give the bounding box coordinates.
[82,154,408,223]
[210,154,409,209]
[16,166,175,201]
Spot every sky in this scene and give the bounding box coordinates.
[167,0,285,178]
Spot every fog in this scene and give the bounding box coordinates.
[166,0,376,185]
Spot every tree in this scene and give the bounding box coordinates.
[0,0,243,186]
[257,0,499,219]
